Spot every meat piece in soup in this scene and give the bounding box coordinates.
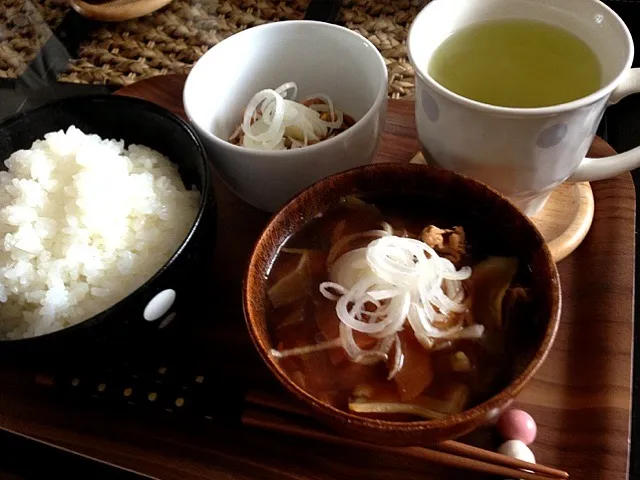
[266,197,532,420]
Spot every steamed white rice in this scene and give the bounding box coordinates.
[0,126,200,339]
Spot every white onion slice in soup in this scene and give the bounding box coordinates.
[387,334,404,380]
[270,231,496,381]
[319,282,348,301]
[327,229,390,267]
[328,247,371,289]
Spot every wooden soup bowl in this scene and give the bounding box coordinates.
[243,163,561,446]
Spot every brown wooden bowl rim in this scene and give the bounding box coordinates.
[243,163,561,434]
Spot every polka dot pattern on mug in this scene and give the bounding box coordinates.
[421,90,440,122]
[537,124,568,148]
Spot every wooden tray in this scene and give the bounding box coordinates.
[0,75,634,480]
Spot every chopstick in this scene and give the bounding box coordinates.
[245,390,569,480]
[436,441,568,479]
[33,373,568,479]
[242,408,557,480]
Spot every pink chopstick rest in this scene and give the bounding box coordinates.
[497,409,537,445]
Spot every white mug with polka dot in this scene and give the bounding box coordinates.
[408,0,640,216]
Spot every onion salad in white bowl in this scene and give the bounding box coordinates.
[183,20,388,212]
[229,82,355,151]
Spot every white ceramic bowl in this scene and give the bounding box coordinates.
[183,20,388,212]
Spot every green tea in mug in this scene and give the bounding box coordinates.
[428,19,602,108]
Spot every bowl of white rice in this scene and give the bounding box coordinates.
[0,95,215,355]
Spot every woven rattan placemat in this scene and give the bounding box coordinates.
[0,0,425,98]
[0,0,67,80]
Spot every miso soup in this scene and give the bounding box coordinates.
[265,196,538,421]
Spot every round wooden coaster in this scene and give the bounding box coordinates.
[530,182,594,263]
[410,152,594,263]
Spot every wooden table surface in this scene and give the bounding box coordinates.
[0,75,635,480]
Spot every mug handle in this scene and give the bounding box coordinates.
[569,68,640,182]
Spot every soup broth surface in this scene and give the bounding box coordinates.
[265,197,538,421]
